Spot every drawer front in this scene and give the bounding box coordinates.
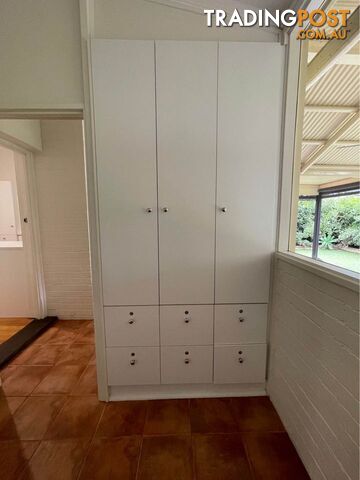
[214,304,267,344]
[104,306,159,347]
[214,344,266,384]
[161,346,213,384]
[160,305,213,346]
[106,347,160,385]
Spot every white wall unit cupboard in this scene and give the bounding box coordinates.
[216,42,283,304]
[91,39,284,400]
[92,40,158,306]
[156,41,217,304]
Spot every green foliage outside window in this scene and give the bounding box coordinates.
[296,195,360,248]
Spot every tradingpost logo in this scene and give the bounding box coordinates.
[204,9,351,40]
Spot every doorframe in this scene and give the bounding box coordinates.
[0,137,47,318]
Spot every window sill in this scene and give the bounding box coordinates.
[275,251,360,292]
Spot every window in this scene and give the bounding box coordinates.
[289,4,360,274]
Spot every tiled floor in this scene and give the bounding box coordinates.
[0,320,310,479]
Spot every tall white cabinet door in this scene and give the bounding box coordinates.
[216,42,284,304]
[156,41,217,304]
[91,40,159,305]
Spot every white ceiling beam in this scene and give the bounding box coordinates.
[308,51,360,66]
[306,6,360,90]
[306,165,360,173]
[303,139,359,146]
[305,105,359,114]
[301,112,360,173]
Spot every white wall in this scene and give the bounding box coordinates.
[268,256,359,480]
[34,120,93,319]
[0,120,42,151]
[0,0,83,109]
[94,0,279,41]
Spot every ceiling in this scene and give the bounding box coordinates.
[300,2,360,193]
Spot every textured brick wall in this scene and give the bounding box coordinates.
[34,120,93,319]
[268,256,359,480]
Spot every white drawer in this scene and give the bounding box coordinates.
[104,306,159,347]
[161,346,213,384]
[106,347,160,385]
[214,344,266,384]
[160,305,213,346]
[214,304,267,344]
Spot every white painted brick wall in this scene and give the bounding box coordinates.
[268,257,359,480]
[34,120,93,319]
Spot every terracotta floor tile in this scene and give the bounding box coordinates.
[243,432,310,480]
[56,343,95,366]
[193,434,252,480]
[33,326,59,344]
[19,439,89,480]
[96,401,147,437]
[0,396,66,440]
[88,351,96,365]
[44,396,104,439]
[190,398,238,433]
[231,396,285,432]
[78,436,141,480]
[0,440,39,480]
[0,396,26,436]
[73,324,94,344]
[10,344,40,365]
[138,435,193,480]
[14,345,66,366]
[46,328,79,345]
[32,364,85,394]
[71,365,98,395]
[144,399,190,435]
[57,320,90,330]
[1,366,51,396]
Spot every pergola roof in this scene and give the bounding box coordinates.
[300,2,360,193]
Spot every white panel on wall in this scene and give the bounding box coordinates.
[92,40,159,306]
[268,258,360,480]
[34,120,92,319]
[216,42,284,304]
[156,41,217,304]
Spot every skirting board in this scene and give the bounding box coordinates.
[109,383,266,401]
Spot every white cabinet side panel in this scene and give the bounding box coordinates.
[91,40,158,305]
[216,42,284,303]
[156,41,217,304]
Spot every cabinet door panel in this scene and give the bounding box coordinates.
[214,344,266,384]
[161,346,213,384]
[91,40,158,305]
[156,41,217,304]
[214,304,267,344]
[216,42,284,303]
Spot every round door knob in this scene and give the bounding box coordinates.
[184,358,190,364]
[239,317,245,323]
[238,358,244,364]
[128,319,135,325]
[184,318,190,324]
[130,359,136,366]
[162,207,169,213]
[220,207,227,213]
[145,208,152,213]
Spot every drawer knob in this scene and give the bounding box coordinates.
[145,208,152,213]
[162,207,169,213]
[220,207,227,213]
[128,319,135,324]
[130,359,136,366]
[239,317,245,323]
[184,318,190,324]
[184,358,191,364]
[238,358,244,364]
